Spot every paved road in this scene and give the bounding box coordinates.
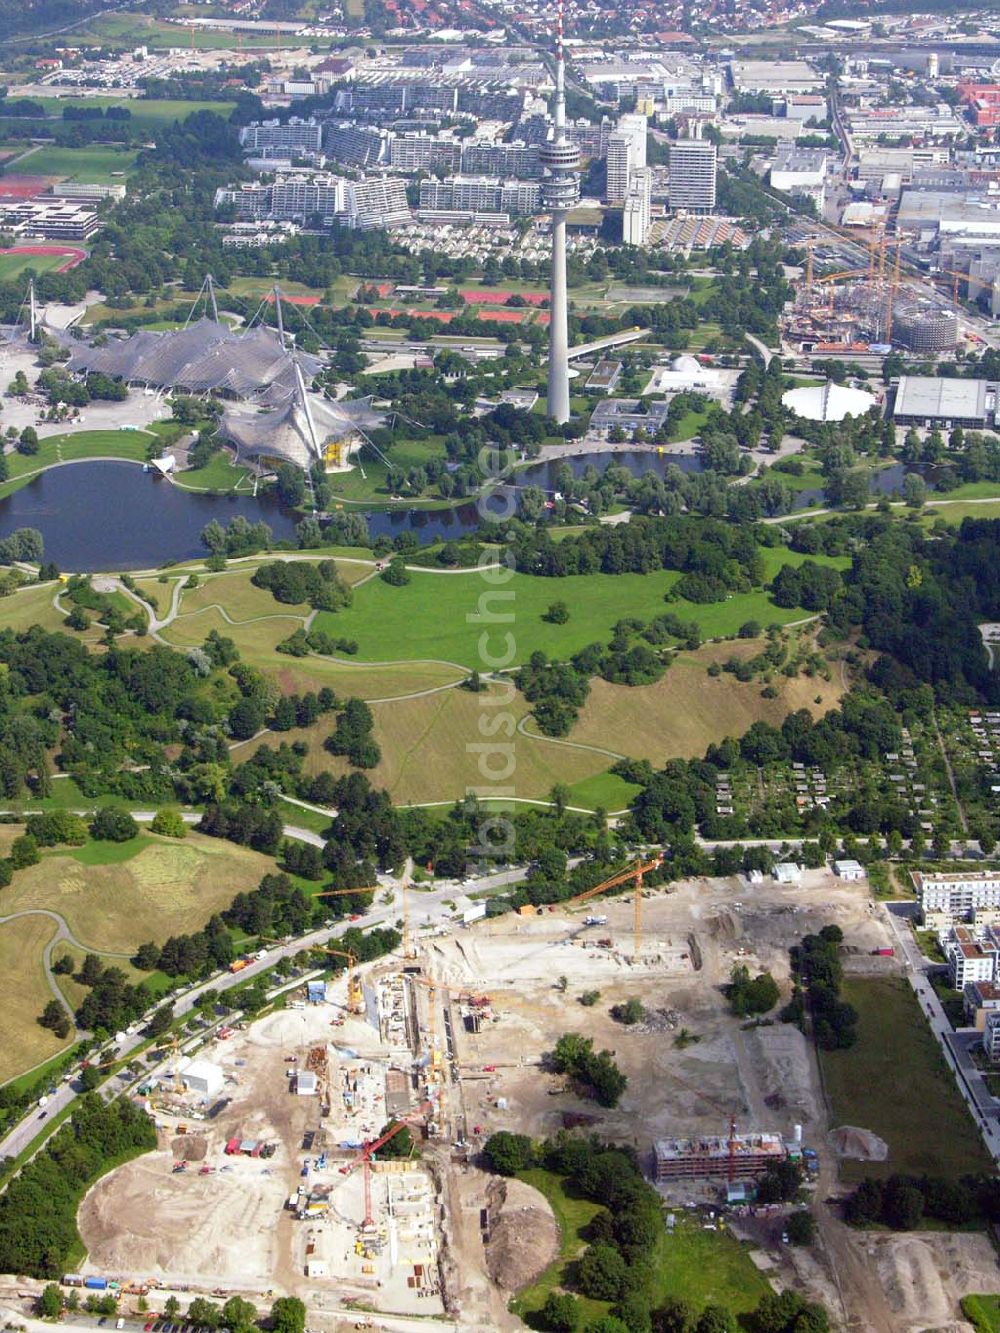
[883,903,1000,1159]
[0,854,537,1162]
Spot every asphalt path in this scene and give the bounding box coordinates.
[0,860,532,1163]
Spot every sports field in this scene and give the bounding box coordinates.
[0,249,76,283]
[3,832,274,954]
[17,145,138,184]
[17,96,237,127]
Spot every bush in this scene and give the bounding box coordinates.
[727,965,779,1017]
[25,811,88,847]
[483,1130,534,1176]
[150,808,188,839]
[90,807,139,843]
[610,998,645,1026]
[786,1210,815,1246]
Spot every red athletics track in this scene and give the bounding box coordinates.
[0,244,87,273]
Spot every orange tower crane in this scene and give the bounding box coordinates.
[339,1099,434,1228]
[662,1065,741,1186]
[564,854,663,957]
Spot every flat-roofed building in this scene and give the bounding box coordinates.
[892,376,991,430]
[964,979,1000,1029]
[668,134,716,214]
[946,926,1000,989]
[985,1010,1000,1061]
[654,1133,786,1182]
[913,870,1000,926]
[585,358,623,392]
[731,59,822,94]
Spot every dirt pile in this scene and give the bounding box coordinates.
[484,1179,559,1292]
[830,1125,889,1161]
[171,1136,207,1161]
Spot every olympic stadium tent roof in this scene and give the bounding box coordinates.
[781,381,878,422]
[221,393,386,472]
[63,318,322,399]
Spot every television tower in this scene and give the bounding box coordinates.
[539,0,580,424]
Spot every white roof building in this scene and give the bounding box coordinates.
[833,859,866,880]
[180,1058,225,1099]
[774,862,802,884]
[781,382,878,423]
[296,1071,319,1096]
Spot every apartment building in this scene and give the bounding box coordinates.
[668,133,717,213]
[239,117,323,157]
[914,870,1000,926]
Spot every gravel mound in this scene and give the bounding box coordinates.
[484,1178,559,1292]
[829,1125,889,1161]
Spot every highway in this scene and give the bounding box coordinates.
[883,902,1000,1162]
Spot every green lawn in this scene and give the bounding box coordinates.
[963,1295,1000,1332]
[511,1173,770,1326]
[19,144,138,184]
[819,977,993,1182]
[509,1168,606,1325]
[0,251,70,283]
[669,410,710,443]
[173,450,251,493]
[11,95,237,126]
[0,430,152,500]
[645,1218,771,1316]
[565,771,641,812]
[64,835,152,867]
[74,11,281,49]
[311,551,846,670]
[933,481,1000,500]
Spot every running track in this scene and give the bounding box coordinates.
[0,244,87,273]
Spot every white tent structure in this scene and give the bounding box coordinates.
[781,382,878,422]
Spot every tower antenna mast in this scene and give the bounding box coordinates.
[539,0,580,424]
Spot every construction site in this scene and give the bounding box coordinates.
[785,229,963,357]
[72,865,994,1331]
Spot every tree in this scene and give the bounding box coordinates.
[165,1297,181,1319]
[786,1210,815,1246]
[38,999,66,1031]
[147,1003,174,1037]
[9,832,39,868]
[541,1291,580,1332]
[610,998,645,1026]
[544,600,570,624]
[652,1298,696,1333]
[187,1297,221,1328]
[727,965,779,1017]
[269,1297,306,1333]
[375,1121,415,1160]
[484,1130,534,1176]
[222,1297,258,1332]
[381,556,410,586]
[17,426,39,455]
[577,1243,628,1301]
[90,807,139,842]
[151,807,188,838]
[694,1308,735,1333]
[78,1065,103,1092]
[39,1285,63,1318]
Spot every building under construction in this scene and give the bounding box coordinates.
[654,1133,786,1183]
[892,300,959,354]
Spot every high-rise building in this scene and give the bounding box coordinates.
[617,111,648,169]
[606,131,632,204]
[345,176,410,230]
[239,118,323,157]
[540,2,580,425]
[418,176,540,214]
[622,166,652,246]
[668,130,717,214]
